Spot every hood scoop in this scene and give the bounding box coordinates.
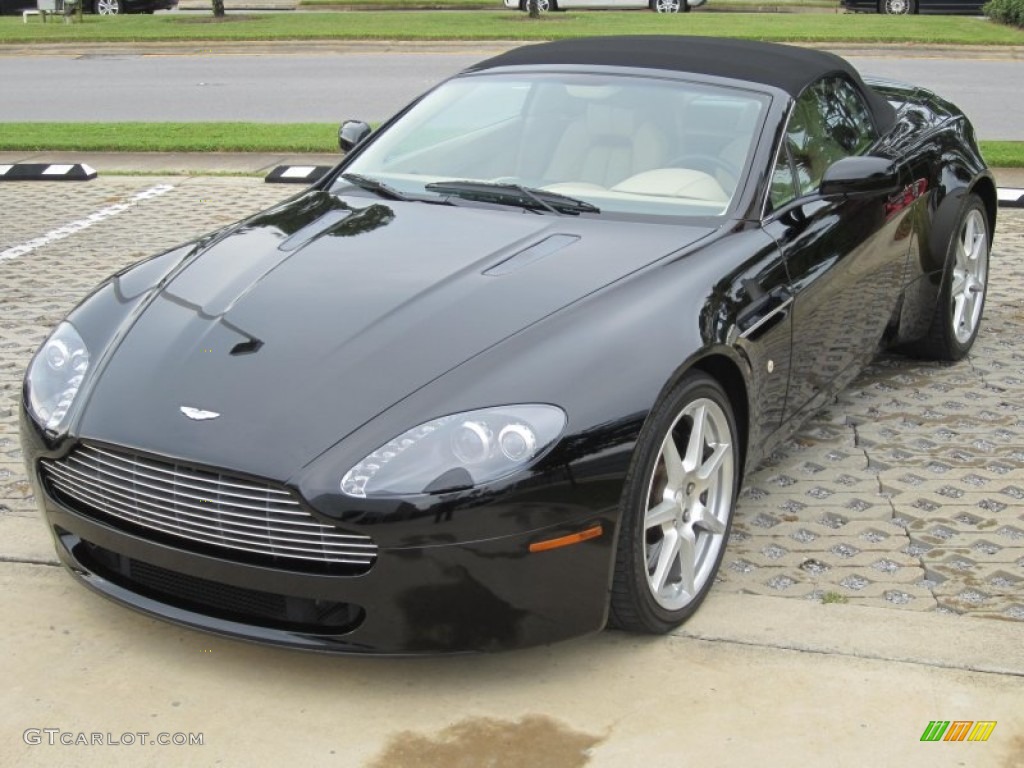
[484,234,581,276]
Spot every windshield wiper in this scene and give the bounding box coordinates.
[424,180,599,216]
[340,173,411,202]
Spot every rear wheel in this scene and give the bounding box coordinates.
[609,373,738,633]
[906,194,990,361]
[95,0,121,13]
[520,0,553,10]
[652,0,683,11]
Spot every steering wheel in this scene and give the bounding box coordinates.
[667,154,741,189]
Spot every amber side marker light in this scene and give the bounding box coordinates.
[529,524,604,553]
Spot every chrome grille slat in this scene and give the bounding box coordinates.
[51,480,373,564]
[46,466,372,543]
[78,444,296,499]
[84,445,294,497]
[51,460,312,518]
[67,450,300,507]
[42,444,377,568]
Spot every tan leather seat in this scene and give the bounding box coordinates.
[543,102,669,189]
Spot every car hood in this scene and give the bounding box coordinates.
[78,190,714,480]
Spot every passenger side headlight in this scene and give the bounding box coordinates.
[26,322,90,433]
[341,405,566,498]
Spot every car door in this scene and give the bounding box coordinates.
[763,76,908,424]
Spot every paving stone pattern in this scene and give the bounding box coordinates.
[723,209,1024,622]
[1,178,1021,624]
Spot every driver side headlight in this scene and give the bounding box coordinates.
[341,404,566,498]
[26,322,90,434]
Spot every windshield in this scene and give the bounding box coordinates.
[336,72,770,219]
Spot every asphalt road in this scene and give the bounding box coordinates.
[1,47,1021,139]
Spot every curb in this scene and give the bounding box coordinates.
[3,162,1023,206]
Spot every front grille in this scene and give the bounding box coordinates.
[42,443,376,572]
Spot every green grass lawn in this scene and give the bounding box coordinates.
[2,12,1022,45]
[0,122,339,153]
[3,123,1022,167]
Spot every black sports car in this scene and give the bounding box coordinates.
[21,37,995,654]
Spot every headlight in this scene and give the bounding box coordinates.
[26,322,90,433]
[341,404,566,498]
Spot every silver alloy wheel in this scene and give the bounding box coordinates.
[882,0,911,12]
[642,397,734,611]
[950,208,989,345]
[655,0,681,11]
[96,0,121,12]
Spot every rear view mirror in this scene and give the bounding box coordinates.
[339,121,372,153]
[819,156,900,198]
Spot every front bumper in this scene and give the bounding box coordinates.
[43,495,614,654]
[24,426,618,654]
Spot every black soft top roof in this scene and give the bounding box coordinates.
[472,36,895,129]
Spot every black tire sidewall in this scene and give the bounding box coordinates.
[612,372,739,631]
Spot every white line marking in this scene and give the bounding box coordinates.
[43,164,74,176]
[0,183,174,263]
[0,165,12,176]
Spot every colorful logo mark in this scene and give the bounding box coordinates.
[920,721,997,742]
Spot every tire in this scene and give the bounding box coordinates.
[520,0,552,10]
[879,0,914,13]
[652,0,681,11]
[905,194,990,361]
[95,0,121,13]
[609,372,739,633]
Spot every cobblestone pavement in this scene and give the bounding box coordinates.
[1,177,1021,626]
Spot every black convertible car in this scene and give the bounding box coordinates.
[21,37,994,654]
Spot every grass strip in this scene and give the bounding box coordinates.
[0,122,339,153]
[2,12,1023,45]
[3,123,1022,167]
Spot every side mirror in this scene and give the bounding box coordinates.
[338,120,372,153]
[819,156,900,198]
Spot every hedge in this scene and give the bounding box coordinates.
[984,0,1024,27]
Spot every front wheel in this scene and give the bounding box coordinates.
[880,0,915,13]
[609,372,739,633]
[520,0,553,11]
[652,0,684,11]
[95,0,122,13]
[905,194,990,361]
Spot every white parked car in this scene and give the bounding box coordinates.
[504,0,706,12]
